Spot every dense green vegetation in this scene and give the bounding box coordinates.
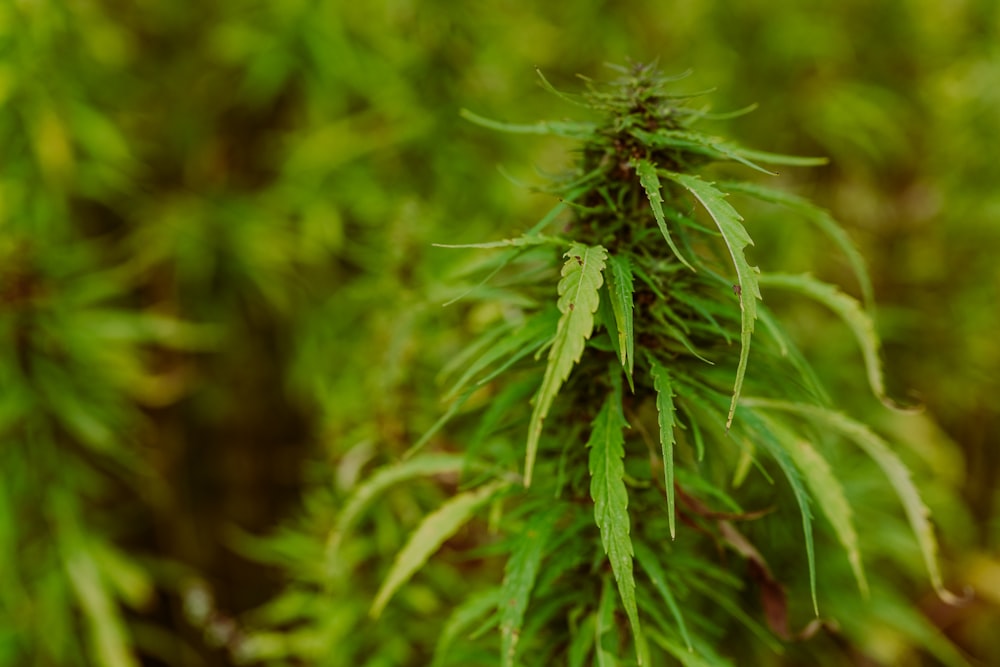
[1,2,997,666]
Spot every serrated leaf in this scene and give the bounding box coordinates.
[634,159,696,271]
[650,360,678,539]
[665,172,760,429]
[371,480,509,618]
[723,181,874,311]
[325,453,475,576]
[741,398,961,605]
[787,436,868,597]
[588,373,646,665]
[760,273,900,409]
[631,128,777,175]
[605,253,635,383]
[500,509,560,667]
[525,243,607,486]
[633,540,692,651]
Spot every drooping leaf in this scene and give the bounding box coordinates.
[633,540,692,651]
[665,172,760,429]
[500,508,560,667]
[371,480,509,618]
[325,453,475,575]
[737,408,818,615]
[446,310,556,400]
[741,398,961,605]
[723,181,874,311]
[62,540,138,667]
[605,253,635,384]
[649,360,678,539]
[634,159,696,270]
[588,373,646,665]
[525,243,607,486]
[759,272,903,410]
[785,432,868,597]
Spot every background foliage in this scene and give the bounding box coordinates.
[1,1,998,665]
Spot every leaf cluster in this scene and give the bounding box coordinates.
[310,63,963,667]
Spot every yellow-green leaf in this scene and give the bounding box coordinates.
[371,480,508,618]
[525,243,607,486]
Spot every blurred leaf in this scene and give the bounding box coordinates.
[760,273,900,409]
[499,508,560,667]
[371,480,509,618]
[743,399,961,605]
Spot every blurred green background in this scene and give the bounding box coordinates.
[1,0,998,665]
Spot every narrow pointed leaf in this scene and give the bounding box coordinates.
[730,147,828,167]
[460,109,596,138]
[568,613,596,667]
[650,360,678,538]
[742,398,961,605]
[325,453,475,572]
[605,253,635,383]
[788,436,868,596]
[634,540,692,651]
[634,159,696,270]
[525,243,607,486]
[500,509,560,667]
[665,172,760,429]
[588,374,645,665]
[433,234,563,249]
[760,273,902,409]
[370,480,508,618]
[737,408,818,615]
[724,181,874,311]
[446,311,555,400]
[630,128,777,175]
[596,576,620,667]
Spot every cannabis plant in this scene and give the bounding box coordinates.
[292,63,965,666]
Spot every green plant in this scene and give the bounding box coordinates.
[248,63,967,667]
